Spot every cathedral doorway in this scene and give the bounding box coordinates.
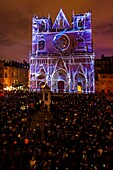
[77,82,82,93]
[58,80,64,92]
[52,68,69,92]
[74,73,86,93]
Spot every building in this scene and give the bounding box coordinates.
[29,8,95,93]
[0,60,4,90]
[95,55,113,93]
[0,60,29,91]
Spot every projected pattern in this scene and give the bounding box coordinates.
[29,8,95,93]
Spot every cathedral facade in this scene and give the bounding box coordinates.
[29,8,95,93]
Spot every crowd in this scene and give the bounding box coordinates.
[0,91,41,170]
[0,91,113,170]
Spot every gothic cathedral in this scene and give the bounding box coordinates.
[29,8,95,93]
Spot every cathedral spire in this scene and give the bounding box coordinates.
[72,10,75,17]
[48,13,50,19]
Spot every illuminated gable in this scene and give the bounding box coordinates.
[52,8,71,30]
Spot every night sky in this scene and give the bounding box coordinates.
[0,0,113,62]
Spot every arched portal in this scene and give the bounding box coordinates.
[52,69,69,92]
[58,80,64,92]
[77,82,82,93]
[74,73,86,93]
[37,69,46,90]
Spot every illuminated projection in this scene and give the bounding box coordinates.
[29,8,95,93]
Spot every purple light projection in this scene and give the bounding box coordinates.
[29,8,95,93]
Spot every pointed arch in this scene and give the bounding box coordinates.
[74,72,86,93]
[75,63,85,76]
[51,68,70,92]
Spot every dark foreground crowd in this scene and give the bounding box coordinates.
[0,91,113,170]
